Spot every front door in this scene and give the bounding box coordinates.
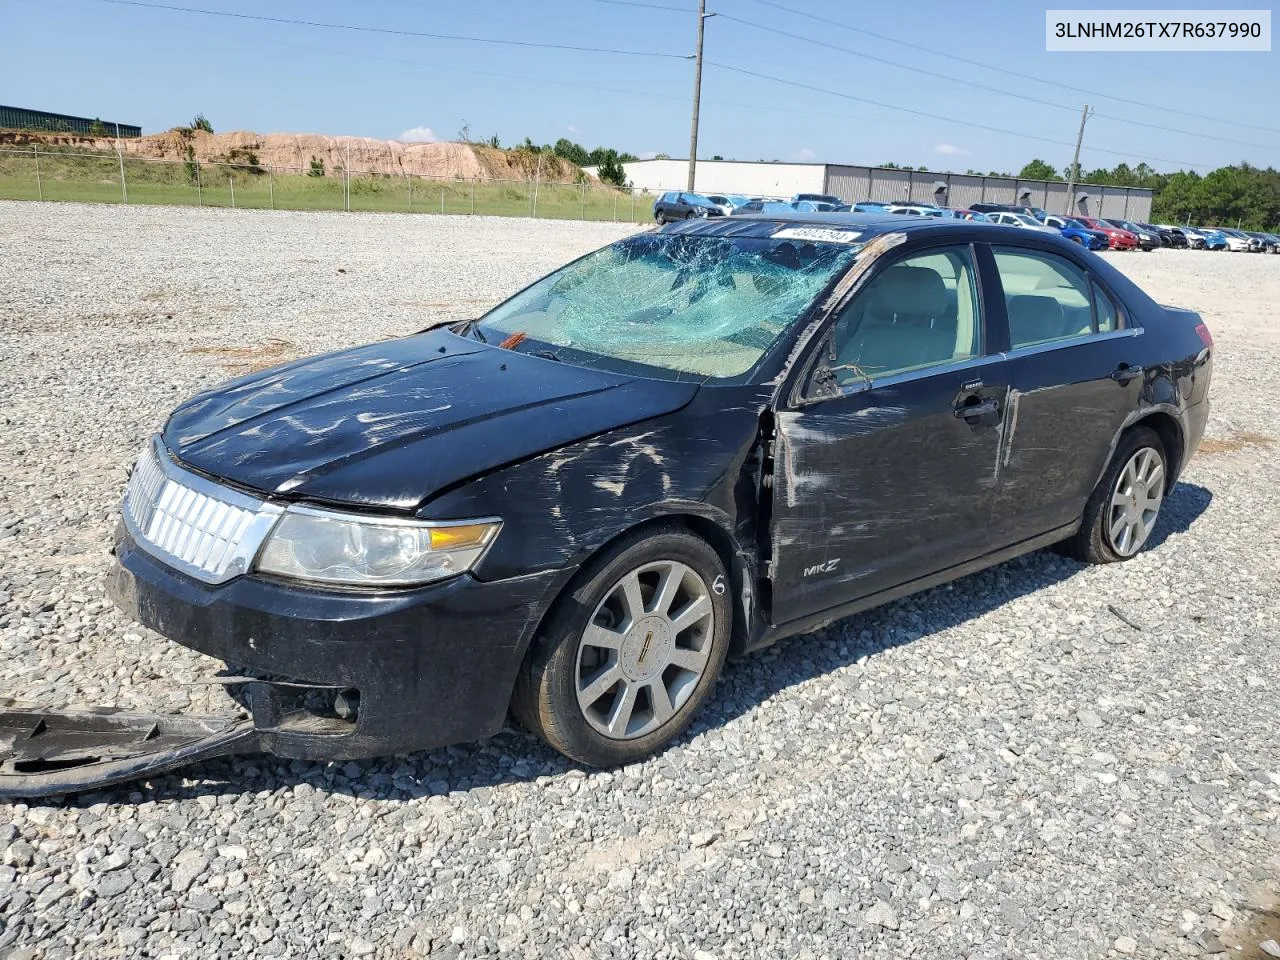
[769,244,1009,623]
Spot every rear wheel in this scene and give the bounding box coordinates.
[512,527,731,766]
[1064,425,1167,563]
[655,209,666,225]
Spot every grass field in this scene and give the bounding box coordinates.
[0,149,655,223]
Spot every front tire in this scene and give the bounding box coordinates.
[1064,425,1167,563]
[512,526,732,766]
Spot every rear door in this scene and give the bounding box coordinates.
[769,242,1010,622]
[985,244,1145,542]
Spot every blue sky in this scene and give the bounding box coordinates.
[5,0,1278,175]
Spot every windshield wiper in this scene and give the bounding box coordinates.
[451,318,486,342]
[530,349,563,363]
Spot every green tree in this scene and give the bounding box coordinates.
[191,113,213,134]
[553,138,589,166]
[308,155,325,177]
[596,153,626,187]
[1017,158,1060,181]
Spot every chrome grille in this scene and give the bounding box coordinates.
[123,438,282,584]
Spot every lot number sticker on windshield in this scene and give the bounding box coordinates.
[772,226,863,244]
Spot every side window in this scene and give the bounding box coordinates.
[1092,281,1120,332]
[824,246,982,387]
[992,247,1095,348]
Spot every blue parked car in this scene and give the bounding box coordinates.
[1043,215,1110,251]
[852,200,891,213]
[1200,228,1228,251]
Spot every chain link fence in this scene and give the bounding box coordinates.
[0,146,654,223]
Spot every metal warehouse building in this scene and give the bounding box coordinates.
[615,158,1154,221]
[0,105,141,138]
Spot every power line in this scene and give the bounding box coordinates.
[739,0,1280,137]
[100,12,879,131]
[581,0,693,10]
[95,0,693,58]
[705,60,1214,169]
[716,11,1280,153]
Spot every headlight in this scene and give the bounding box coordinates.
[256,506,501,587]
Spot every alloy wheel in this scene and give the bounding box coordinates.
[1106,447,1164,556]
[574,560,715,740]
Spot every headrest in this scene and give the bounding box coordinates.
[1034,274,1071,290]
[1007,294,1064,329]
[865,265,948,319]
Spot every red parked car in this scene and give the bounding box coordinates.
[1075,216,1139,250]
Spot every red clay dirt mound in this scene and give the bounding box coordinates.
[1,129,589,181]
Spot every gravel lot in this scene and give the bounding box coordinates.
[1,202,1277,960]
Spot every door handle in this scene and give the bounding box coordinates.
[1112,363,1143,384]
[954,396,999,420]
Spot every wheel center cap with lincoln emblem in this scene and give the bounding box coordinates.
[620,615,674,683]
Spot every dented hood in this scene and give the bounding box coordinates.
[164,329,698,511]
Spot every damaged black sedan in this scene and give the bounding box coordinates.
[3,213,1213,794]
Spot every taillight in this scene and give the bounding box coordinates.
[1194,323,1213,348]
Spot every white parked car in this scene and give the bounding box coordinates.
[885,204,944,217]
[1181,228,1206,249]
[1218,229,1253,252]
[704,194,750,216]
[986,211,1060,234]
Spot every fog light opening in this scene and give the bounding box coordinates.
[334,689,360,722]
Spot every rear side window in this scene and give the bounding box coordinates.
[992,247,1096,348]
[1092,281,1120,332]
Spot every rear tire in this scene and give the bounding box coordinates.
[512,526,732,766]
[1063,425,1167,564]
[655,210,666,225]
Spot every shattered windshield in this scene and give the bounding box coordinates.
[476,231,859,379]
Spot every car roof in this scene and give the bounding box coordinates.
[660,210,1086,248]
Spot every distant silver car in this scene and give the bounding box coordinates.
[986,211,1060,234]
[886,204,945,217]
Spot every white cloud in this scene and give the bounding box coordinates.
[639,150,660,160]
[568,124,580,134]
[400,126,438,143]
[791,147,817,162]
[933,143,968,156]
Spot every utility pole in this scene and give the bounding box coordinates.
[1064,104,1091,215]
[115,122,128,204]
[686,0,713,192]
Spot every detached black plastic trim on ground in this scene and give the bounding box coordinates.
[0,700,260,799]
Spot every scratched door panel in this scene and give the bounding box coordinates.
[992,337,1141,540]
[770,359,1009,623]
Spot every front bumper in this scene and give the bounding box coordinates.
[106,525,564,760]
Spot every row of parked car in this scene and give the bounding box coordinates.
[650,191,1280,254]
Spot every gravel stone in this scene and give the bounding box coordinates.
[864,900,900,930]
[1,203,1278,959]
